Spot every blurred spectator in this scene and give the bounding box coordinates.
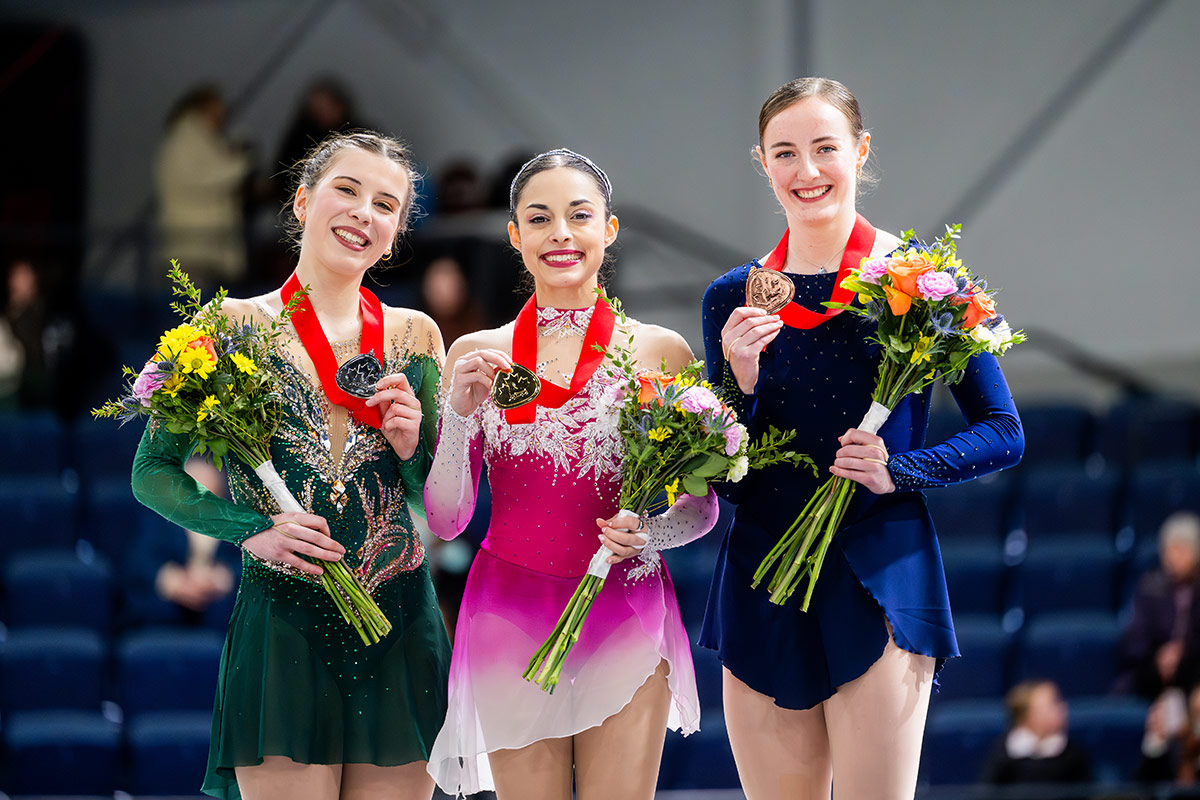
[1120,512,1200,699]
[123,457,238,629]
[436,159,486,216]
[1137,684,1200,794]
[0,258,53,407]
[155,84,253,290]
[275,77,362,190]
[422,256,486,347]
[980,679,1093,786]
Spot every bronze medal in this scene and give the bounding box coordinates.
[491,363,541,410]
[334,352,385,399]
[745,267,796,314]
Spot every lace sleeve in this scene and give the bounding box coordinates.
[422,396,484,540]
[626,487,721,580]
[130,422,272,546]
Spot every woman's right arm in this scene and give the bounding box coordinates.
[422,336,512,540]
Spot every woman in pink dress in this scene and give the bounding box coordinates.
[423,150,719,799]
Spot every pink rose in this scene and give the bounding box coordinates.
[678,386,721,415]
[916,271,959,301]
[132,361,167,406]
[858,257,890,284]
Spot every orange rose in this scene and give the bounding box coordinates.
[886,254,936,297]
[188,335,218,361]
[637,372,675,405]
[884,284,912,316]
[961,290,997,329]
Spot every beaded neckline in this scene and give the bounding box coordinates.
[537,306,594,339]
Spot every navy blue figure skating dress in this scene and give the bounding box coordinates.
[699,255,1024,710]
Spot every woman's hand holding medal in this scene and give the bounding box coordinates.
[448,349,514,417]
[366,373,424,460]
[721,307,784,394]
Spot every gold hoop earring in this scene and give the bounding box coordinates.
[383,250,392,260]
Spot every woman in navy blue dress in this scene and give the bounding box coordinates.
[700,77,1024,799]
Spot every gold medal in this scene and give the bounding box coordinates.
[745,267,796,314]
[491,363,541,410]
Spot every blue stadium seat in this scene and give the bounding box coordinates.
[1097,398,1199,468]
[1069,696,1150,784]
[1018,466,1120,537]
[81,476,148,564]
[1018,403,1096,467]
[126,710,212,795]
[940,541,1007,615]
[1127,460,1200,539]
[0,411,65,476]
[925,475,1014,543]
[1019,612,1121,696]
[921,699,1007,785]
[936,615,1011,700]
[2,710,121,794]
[117,627,224,715]
[71,415,145,488]
[0,628,107,712]
[658,715,739,790]
[0,476,78,565]
[1017,537,1117,616]
[4,549,114,634]
[690,643,724,712]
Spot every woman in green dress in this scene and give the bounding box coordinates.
[131,131,451,800]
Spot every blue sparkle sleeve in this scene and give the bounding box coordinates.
[887,352,1024,490]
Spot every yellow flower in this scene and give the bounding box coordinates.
[157,324,202,358]
[231,352,257,375]
[178,344,217,380]
[648,427,671,442]
[910,334,935,365]
[665,478,680,506]
[162,374,184,397]
[197,394,220,422]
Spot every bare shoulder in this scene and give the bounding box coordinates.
[218,294,274,325]
[445,323,513,365]
[626,319,694,373]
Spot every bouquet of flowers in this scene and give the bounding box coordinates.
[94,262,392,645]
[525,298,813,692]
[753,225,1024,609]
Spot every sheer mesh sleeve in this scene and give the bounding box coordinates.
[130,422,272,546]
[887,352,1024,491]
[626,488,720,580]
[395,355,441,521]
[422,398,484,541]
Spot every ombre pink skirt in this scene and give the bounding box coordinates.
[427,548,700,795]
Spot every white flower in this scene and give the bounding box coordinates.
[727,455,750,483]
[970,321,1015,355]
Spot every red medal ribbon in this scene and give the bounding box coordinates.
[505,293,616,425]
[757,213,877,329]
[280,271,385,429]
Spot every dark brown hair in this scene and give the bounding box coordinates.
[508,149,613,223]
[282,130,420,258]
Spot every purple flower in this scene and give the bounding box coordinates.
[858,257,890,284]
[678,385,721,414]
[131,361,167,406]
[916,271,958,301]
[931,311,956,337]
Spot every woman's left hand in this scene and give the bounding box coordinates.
[830,427,896,495]
[366,372,423,460]
[595,511,648,565]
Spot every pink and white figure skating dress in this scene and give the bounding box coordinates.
[423,305,718,796]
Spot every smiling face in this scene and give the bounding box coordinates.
[758,96,869,229]
[507,166,618,300]
[293,147,410,276]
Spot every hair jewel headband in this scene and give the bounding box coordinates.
[508,148,613,214]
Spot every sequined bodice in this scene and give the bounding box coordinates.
[227,326,436,592]
[476,360,626,578]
